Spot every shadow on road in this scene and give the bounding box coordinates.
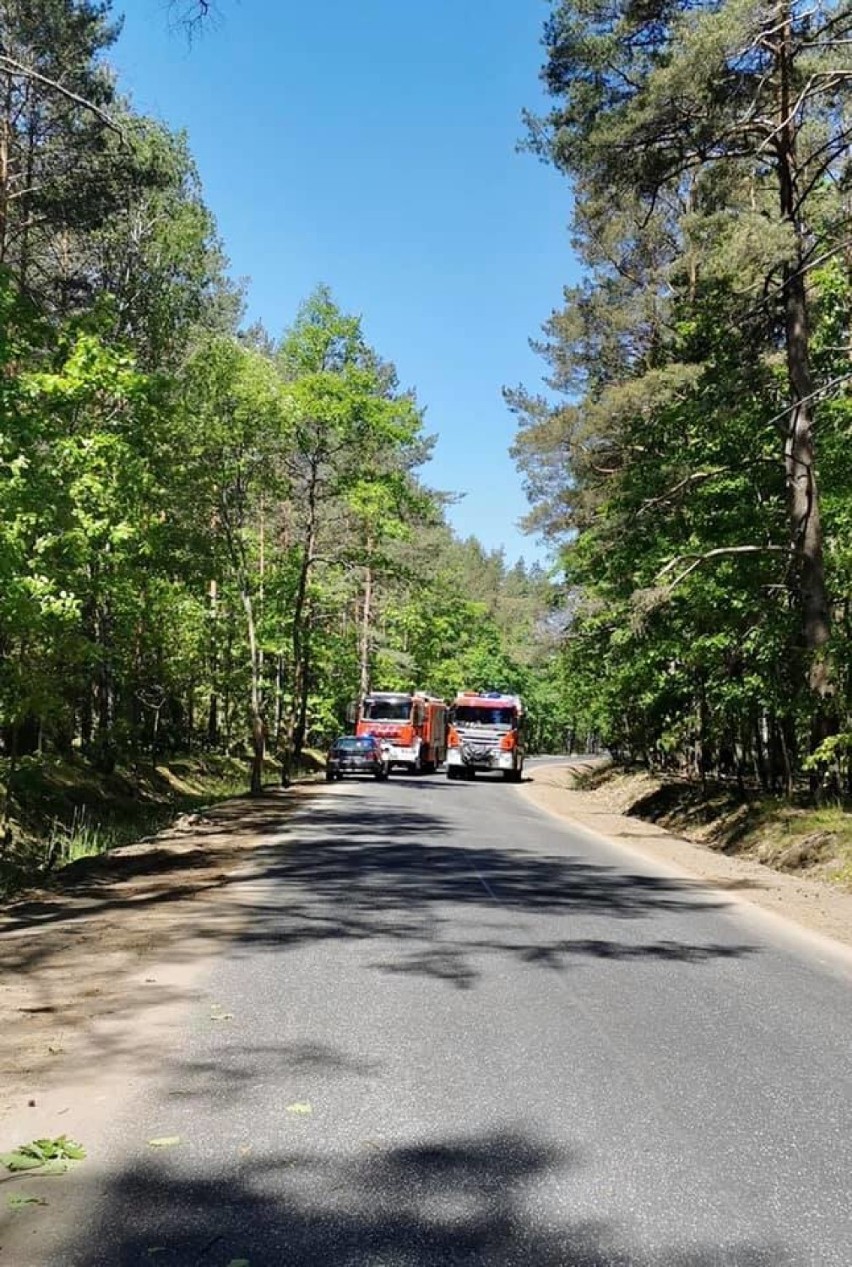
[58,1125,787,1266]
[0,790,758,1094]
[225,800,757,988]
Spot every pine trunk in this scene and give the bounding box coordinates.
[775,7,834,742]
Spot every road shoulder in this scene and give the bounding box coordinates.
[521,761,852,952]
[0,788,314,1140]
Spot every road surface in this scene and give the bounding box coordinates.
[5,761,852,1265]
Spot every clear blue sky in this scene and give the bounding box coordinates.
[119,0,579,565]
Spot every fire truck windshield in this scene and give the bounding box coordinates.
[363,699,411,722]
[454,706,516,727]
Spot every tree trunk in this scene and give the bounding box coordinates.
[281,487,317,786]
[240,586,265,796]
[151,706,160,773]
[207,580,219,748]
[223,626,233,752]
[274,652,284,747]
[0,90,9,265]
[294,640,311,764]
[358,552,374,704]
[776,7,834,719]
[187,682,195,755]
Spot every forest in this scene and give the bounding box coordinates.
[512,0,852,796]
[4,0,852,893]
[0,0,567,871]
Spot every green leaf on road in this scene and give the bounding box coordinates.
[7,1193,48,1209]
[0,1136,85,1172]
[57,1140,86,1161]
[147,1136,181,1149]
[285,1102,312,1115]
[0,1151,47,1171]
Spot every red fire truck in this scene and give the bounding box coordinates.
[446,691,525,781]
[355,691,447,774]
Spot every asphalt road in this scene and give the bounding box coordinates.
[21,762,852,1264]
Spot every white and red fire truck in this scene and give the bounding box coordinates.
[355,691,447,774]
[446,691,525,781]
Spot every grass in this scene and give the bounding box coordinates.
[563,762,852,892]
[0,751,274,901]
[713,797,852,886]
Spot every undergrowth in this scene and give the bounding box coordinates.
[0,752,276,900]
[565,762,852,891]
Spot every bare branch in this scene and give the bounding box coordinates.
[635,467,729,517]
[657,545,790,592]
[757,76,820,154]
[764,370,852,432]
[0,54,119,132]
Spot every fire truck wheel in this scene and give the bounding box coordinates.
[447,767,459,780]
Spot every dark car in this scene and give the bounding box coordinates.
[326,735,390,781]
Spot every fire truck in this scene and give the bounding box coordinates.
[446,691,525,781]
[355,691,447,774]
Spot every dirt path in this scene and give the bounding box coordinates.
[521,761,852,954]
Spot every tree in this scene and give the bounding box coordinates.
[274,287,426,778]
[0,0,122,306]
[532,0,852,714]
[176,336,285,793]
[511,0,852,781]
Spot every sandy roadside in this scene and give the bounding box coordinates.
[520,760,852,953]
[0,787,316,1145]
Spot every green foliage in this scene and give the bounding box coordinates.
[510,0,852,793]
[0,2,568,835]
[0,1136,86,1174]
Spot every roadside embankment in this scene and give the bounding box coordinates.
[0,751,323,900]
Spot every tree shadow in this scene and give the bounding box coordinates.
[0,791,758,1069]
[55,1126,788,1266]
[162,1041,382,1108]
[371,937,757,989]
[220,801,755,989]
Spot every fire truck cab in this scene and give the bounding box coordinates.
[446,691,525,781]
[355,691,447,775]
